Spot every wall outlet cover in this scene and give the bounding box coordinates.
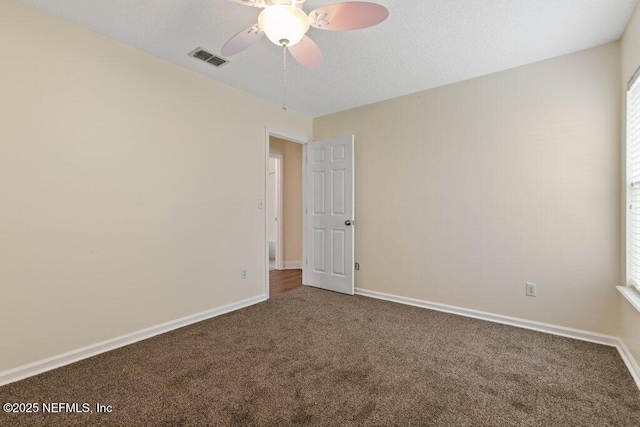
[526,282,537,297]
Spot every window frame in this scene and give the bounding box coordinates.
[626,65,640,295]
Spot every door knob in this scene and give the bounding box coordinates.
[345,220,352,226]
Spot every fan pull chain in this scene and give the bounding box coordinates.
[282,44,288,111]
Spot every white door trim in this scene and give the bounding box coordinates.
[264,128,308,299]
[268,153,284,270]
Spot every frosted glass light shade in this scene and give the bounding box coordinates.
[258,5,310,47]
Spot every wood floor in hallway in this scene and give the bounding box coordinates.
[270,269,303,297]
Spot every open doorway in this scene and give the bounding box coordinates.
[266,133,305,297]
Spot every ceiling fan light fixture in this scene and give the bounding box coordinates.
[258,5,310,47]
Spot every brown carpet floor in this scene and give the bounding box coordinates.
[1,287,639,426]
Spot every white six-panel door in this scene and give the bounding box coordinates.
[305,135,354,295]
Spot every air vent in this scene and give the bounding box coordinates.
[189,48,228,67]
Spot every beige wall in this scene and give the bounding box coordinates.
[269,137,303,265]
[314,43,621,335]
[621,3,640,366]
[0,0,311,373]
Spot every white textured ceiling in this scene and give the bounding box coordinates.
[18,0,639,117]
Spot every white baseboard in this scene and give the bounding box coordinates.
[4,289,639,391]
[0,294,267,387]
[354,288,617,345]
[355,287,640,390]
[616,338,640,390]
[283,261,302,270]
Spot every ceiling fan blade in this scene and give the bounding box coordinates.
[228,0,265,7]
[221,24,263,56]
[308,2,389,31]
[288,36,323,69]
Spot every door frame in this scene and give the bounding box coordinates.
[268,153,284,270]
[264,128,308,299]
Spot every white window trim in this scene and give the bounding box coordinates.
[625,65,640,314]
[618,286,640,313]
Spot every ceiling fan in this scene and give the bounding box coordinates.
[221,0,389,70]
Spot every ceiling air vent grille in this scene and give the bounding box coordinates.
[189,48,228,67]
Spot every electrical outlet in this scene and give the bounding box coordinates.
[526,282,537,297]
[241,269,247,280]
[355,262,360,270]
